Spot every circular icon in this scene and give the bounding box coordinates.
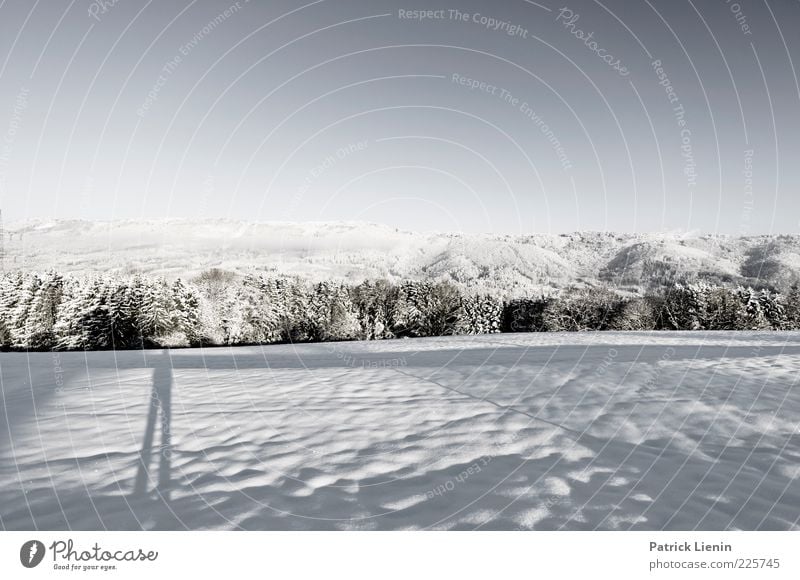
[20,540,46,568]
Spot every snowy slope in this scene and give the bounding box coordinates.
[1,332,799,530]
[5,219,800,291]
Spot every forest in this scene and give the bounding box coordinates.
[1,269,798,351]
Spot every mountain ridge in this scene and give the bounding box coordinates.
[5,219,799,294]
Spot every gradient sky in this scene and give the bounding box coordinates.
[0,0,798,234]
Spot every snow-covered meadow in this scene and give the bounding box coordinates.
[1,331,799,530]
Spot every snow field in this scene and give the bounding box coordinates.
[1,331,799,530]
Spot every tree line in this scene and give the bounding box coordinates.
[0,270,798,351]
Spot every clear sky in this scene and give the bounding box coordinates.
[0,0,798,235]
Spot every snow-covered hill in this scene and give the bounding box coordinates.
[5,219,800,292]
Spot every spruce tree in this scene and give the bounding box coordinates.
[11,273,43,346]
[24,271,64,349]
[759,289,786,330]
[138,278,174,344]
[107,279,142,349]
[171,278,202,346]
[0,272,24,346]
[786,285,800,329]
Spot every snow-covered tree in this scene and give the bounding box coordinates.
[171,278,203,346]
[392,281,461,337]
[351,279,396,340]
[612,296,657,331]
[736,286,771,330]
[502,297,549,333]
[543,287,624,331]
[758,288,786,330]
[302,281,358,342]
[23,271,64,349]
[10,273,43,346]
[137,278,174,344]
[106,279,143,349]
[786,285,800,329]
[458,294,502,334]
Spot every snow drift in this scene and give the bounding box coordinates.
[1,332,799,530]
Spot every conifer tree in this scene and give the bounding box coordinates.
[106,279,142,349]
[758,288,786,330]
[352,280,396,340]
[138,278,174,344]
[392,281,427,337]
[54,278,89,349]
[171,278,202,345]
[0,272,25,346]
[736,286,770,330]
[459,294,502,334]
[502,297,549,332]
[24,271,64,349]
[786,285,800,329]
[10,273,43,346]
